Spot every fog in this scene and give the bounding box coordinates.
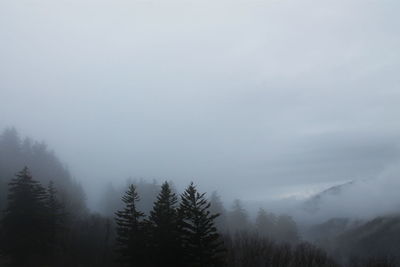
[1,0,400,218]
[292,162,400,224]
[2,1,400,266]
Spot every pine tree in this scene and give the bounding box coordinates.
[147,181,181,266]
[0,128,21,216]
[178,182,225,267]
[114,184,146,266]
[45,181,66,258]
[209,191,228,233]
[255,208,276,239]
[275,215,299,244]
[1,167,48,266]
[228,199,249,233]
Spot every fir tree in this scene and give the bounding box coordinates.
[178,182,225,267]
[45,181,66,258]
[114,184,146,266]
[228,199,249,233]
[209,191,228,233]
[255,208,277,239]
[147,181,181,266]
[275,215,299,244]
[1,167,48,266]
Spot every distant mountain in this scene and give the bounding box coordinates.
[304,214,400,264]
[302,181,354,214]
[331,215,400,263]
[306,217,352,241]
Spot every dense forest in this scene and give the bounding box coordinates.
[0,128,399,267]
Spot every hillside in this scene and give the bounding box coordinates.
[332,215,400,262]
[0,128,86,217]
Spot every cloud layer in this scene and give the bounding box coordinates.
[1,0,399,206]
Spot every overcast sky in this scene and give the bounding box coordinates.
[1,0,400,206]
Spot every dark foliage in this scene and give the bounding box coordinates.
[0,168,398,267]
[99,179,163,217]
[0,167,113,267]
[0,128,86,218]
[45,181,68,263]
[147,181,182,267]
[178,182,225,267]
[114,184,147,266]
[0,128,398,266]
[224,232,339,267]
[1,167,49,266]
[209,191,228,233]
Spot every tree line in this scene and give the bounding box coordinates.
[99,181,300,245]
[113,181,224,267]
[1,166,397,267]
[0,167,66,266]
[0,128,398,266]
[0,128,86,218]
[0,166,225,266]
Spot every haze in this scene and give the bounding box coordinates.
[1,0,400,210]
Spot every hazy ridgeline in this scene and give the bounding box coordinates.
[0,128,399,267]
[0,128,86,218]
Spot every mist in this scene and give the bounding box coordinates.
[1,0,400,266]
[1,0,400,208]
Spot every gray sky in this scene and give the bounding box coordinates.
[1,0,400,207]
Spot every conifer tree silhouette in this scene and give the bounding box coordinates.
[114,184,146,266]
[1,167,48,265]
[147,181,182,266]
[178,182,225,267]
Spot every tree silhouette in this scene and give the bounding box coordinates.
[147,181,181,266]
[209,191,228,233]
[0,127,87,218]
[45,181,66,261]
[1,167,48,266]
[114,184,146,266]
[256,208,277,239]
[178,182,225,267]
[275,215,299,244]
[228,199,249,234]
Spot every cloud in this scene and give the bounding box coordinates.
[289,162,400,224]
[0,0,399,207]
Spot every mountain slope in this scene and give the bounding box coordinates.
[0,128,86,217]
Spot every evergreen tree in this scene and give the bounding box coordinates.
[99,182,121,217]
[178,182,225,267]
[114,184,146,266]
[255,208,277,239]
[0,128,21,215]
[1,167,48,266]
[275,215,299,244]
[0,127,87,218]
[228,199,250,233]
[0,178,6,220]
[45,181,66,258]
[209,191,228,233]
[147,181,181,266]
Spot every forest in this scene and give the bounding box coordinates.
[2,0,400,264]
[0,128,399,267]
